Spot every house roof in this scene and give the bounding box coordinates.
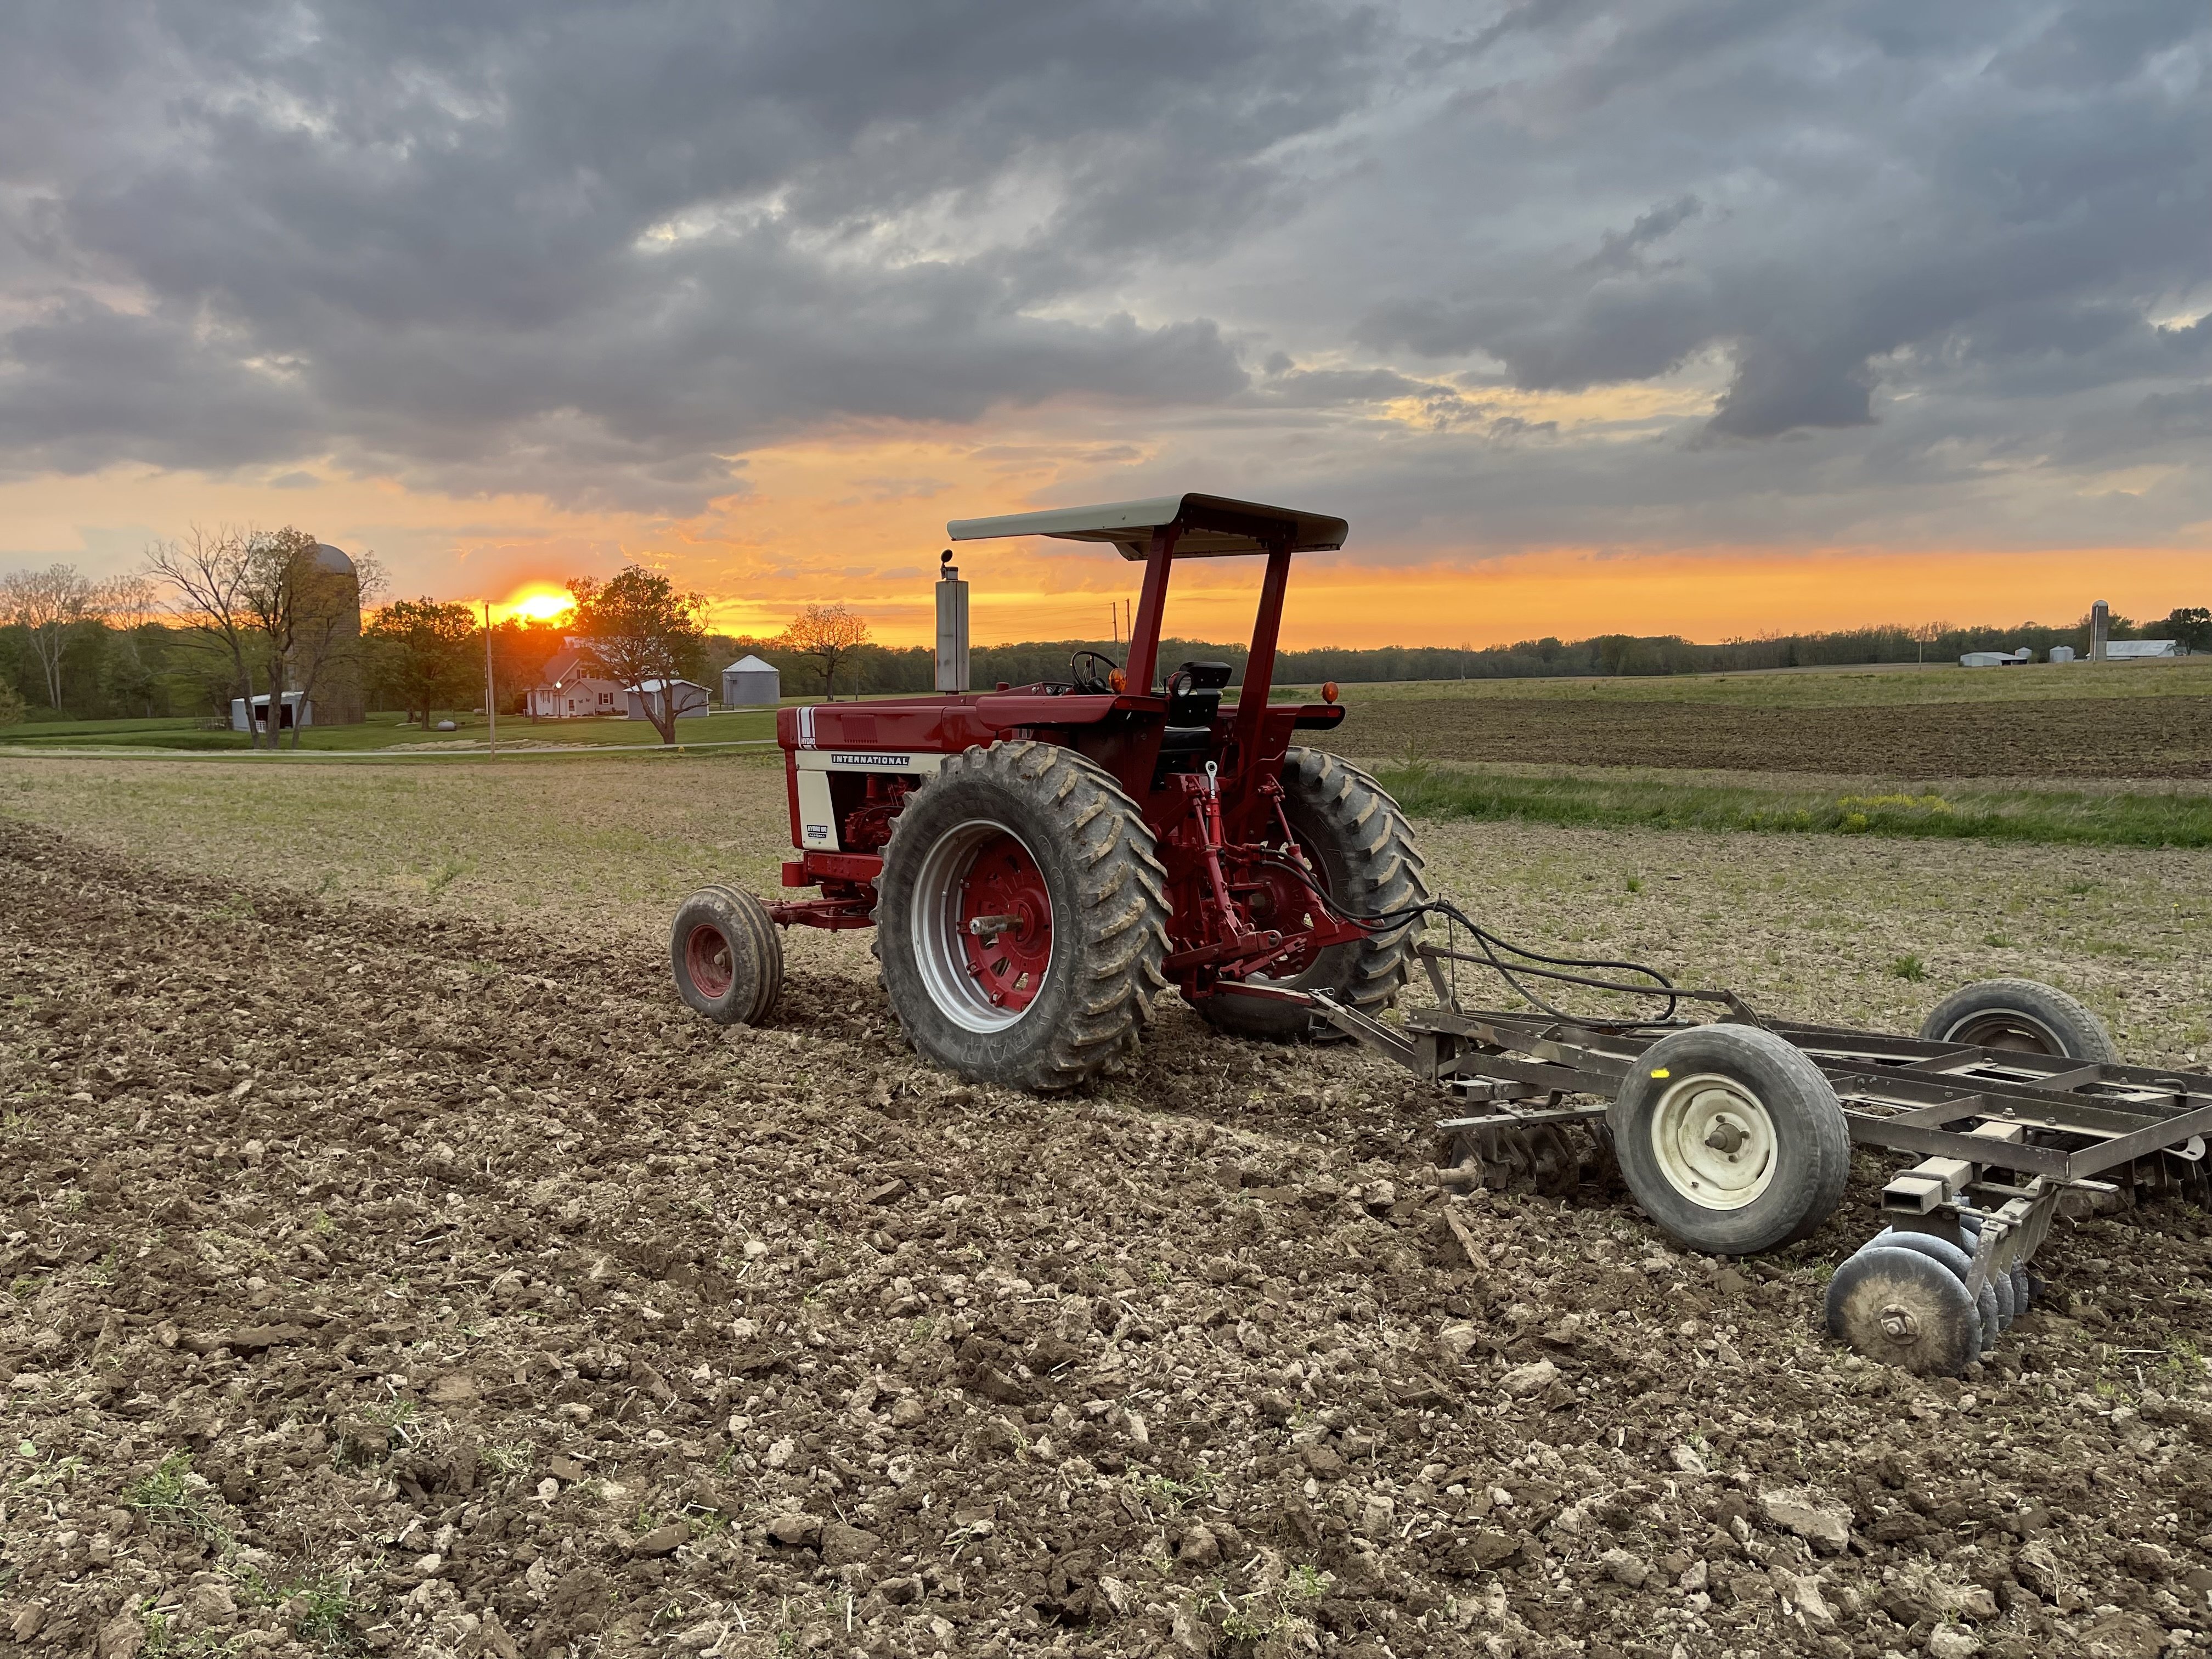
[538,647,603,686]
[725,654,778,673]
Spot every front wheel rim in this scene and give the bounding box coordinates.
[911,820,1053,1032]
[1649,1072,1778,1210]
[685,923,734,998]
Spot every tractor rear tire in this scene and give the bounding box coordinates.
[876,740,1170,1092]
[1195,748,1431,1040]
[670,885,785,1026]
[1917,978,2117,1063]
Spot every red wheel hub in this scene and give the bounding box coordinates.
[958,832,1052,1013]
[685,923,734,998]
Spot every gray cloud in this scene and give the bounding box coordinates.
[1,0,2206,546]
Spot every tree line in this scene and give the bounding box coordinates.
[720,606,2212,697]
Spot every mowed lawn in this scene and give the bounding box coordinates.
[0,707,781,753]
[4,748,2207,1068]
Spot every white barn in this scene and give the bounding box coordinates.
[721,654,780,707]
[625,679,710,721]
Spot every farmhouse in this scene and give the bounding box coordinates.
[527,646,623,719]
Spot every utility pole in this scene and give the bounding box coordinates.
[482,599,498,757]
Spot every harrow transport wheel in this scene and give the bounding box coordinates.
[1609,1024,1849,1256]
[1917,978,2117,1063]
[669,885,785,1026]
[877,741,1169,1092]
[1826,1246,1983,1376]
[1198,748,1431,1040]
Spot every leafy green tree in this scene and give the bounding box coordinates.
[2160,607,2212,654]
[366,598,478,729]
[566,566,709,744]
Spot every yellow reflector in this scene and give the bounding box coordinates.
[1649,1067,1671,1079]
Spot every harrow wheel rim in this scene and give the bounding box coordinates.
[1648,1071,1778,1211]
[1941,1009,2064,1054]
[912,819,1053,1032]
[684,922,735,1000]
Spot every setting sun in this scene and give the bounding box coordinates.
[498,585,575,624]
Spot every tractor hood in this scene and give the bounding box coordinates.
[946,493,1347,560]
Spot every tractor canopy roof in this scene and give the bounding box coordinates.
[946,492,1347,561]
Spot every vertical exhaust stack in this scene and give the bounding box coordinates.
[935,549,970,694]
[2091,599,2109,663]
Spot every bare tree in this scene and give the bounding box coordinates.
[1909,620,1952,665]
[566,566,709,744]
[145,527,268,746]
[780,603,871,700]
[0,563,107,709]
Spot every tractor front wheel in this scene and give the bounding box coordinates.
[877,741,1170,1091]
[670,885,785,1027]
[1196,748,1431,1040]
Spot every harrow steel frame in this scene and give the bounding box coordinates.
[1232,944,2212,1305]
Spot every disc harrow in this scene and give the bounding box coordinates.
[1234,949,2211,1377]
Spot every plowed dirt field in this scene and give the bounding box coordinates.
[5,791,2212,1659]
[1339,697,2212,779]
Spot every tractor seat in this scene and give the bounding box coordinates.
[1159,661,1231,762]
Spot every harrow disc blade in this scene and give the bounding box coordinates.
[1826,1245,1983,1376]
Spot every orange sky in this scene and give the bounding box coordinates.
[1,441,2202,650]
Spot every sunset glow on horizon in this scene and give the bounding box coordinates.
[2,6,2203,663]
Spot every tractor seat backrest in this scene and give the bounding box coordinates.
[1165,661,1231,727]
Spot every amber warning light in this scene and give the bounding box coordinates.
[1321,681,1339,704]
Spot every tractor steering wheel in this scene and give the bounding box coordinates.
[1069,650,1120,695]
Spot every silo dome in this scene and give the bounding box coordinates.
[314,543,356,575]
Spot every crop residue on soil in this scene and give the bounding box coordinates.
[1340,696,2212,779]
[5,819,2212,1659]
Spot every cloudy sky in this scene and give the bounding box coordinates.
[2,0,2205,645]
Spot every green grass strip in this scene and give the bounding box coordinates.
[1374,765,2212,848]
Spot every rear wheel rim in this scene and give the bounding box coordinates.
[1943,1010,2062,1053]
[1649,1073,1777,1210]
[685,923,734,999]
[912,820,1052,1032]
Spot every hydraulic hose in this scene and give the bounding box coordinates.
[1246,853,1679,1024]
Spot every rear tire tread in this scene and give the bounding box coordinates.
[878,740,1169,1091]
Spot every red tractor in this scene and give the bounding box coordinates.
[669,492,1430,1089]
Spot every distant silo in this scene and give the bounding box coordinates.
[301,543,365,724]
[721,653,780,707]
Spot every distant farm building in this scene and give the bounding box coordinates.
[232,692,312,731]
[527,646,623,718]
[1960,648,2033,667]
[626,679,710,721]
[721,654,781,707]
[303,543,365,724]
[2048,646,2077,663]
[2104,640,2181,659]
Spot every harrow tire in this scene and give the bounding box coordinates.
[1918,978,2117,1063]
[876,740,1169,1092]
[670,885,785,1027]
[1195,748,1430,1041]
[1610,1023,1849,1256]
[1827,1245,1983,1376]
